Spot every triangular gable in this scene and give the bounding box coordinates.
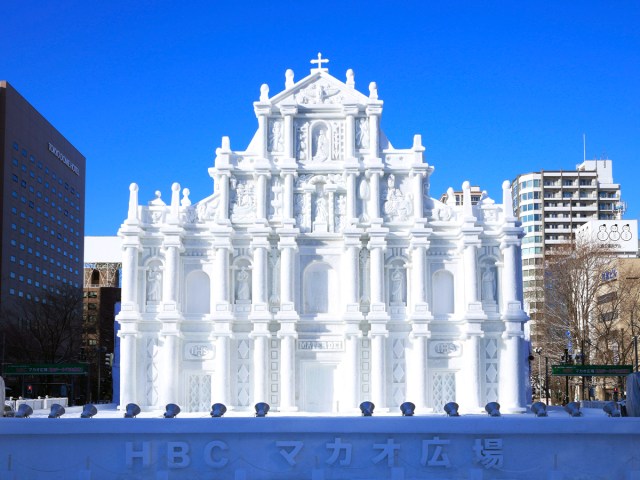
[269,71,370,108]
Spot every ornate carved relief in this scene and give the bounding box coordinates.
[268,118,284,153]
[236,339,251,407]
[356,117,369,150]
[295,80,343,105]
[294,193,310,232]
[187,374,211,413]
[295,120,308,161]
[431,372,456,413]
[230,177,256,223]
[145,338,159,406]
[269,176,283,221]
[383,174,413,222]
[359,248,370,310]
[334,193,346,233]
[484,338,499,403]
[331,121,344,161]
[392,338,406,407]
[268,248,280,311]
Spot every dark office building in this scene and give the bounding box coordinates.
[0,81,86,309]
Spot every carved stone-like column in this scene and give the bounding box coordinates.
[160,331,179,406]
[281,170,296,225]
[370,332,387,410]
[367,171,382,221]
[459,333,482,412]
[162,240,180,312]
[345,169,358,224]
[344,105,358,161]
[214,334,230,405]
[464,243,479,309]
[120,237,140,310]
[119,330,137,408]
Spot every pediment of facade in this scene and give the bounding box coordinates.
[268,71,372,111]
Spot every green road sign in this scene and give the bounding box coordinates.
[4,363,88,375]
[551,364,633,376]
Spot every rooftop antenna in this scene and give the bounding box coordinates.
[582,133,586,162]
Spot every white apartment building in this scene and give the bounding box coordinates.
[512,159,623,334]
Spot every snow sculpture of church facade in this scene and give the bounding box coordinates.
[117,57,528,414]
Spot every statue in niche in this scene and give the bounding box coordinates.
[269,120,283,152]
[357,117,369,149]
[315,194,328,224]
[146,266,162,302]
[236,267,250,301]
[313,129,330,162]
[482,267,496,302]
[390,266,404,304]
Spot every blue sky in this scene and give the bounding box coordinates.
[2,1,639,236]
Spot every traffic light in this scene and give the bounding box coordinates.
[104,353,114,367]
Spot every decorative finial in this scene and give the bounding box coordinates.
[368,82,378,100]
[346,69,355,88]
[310,52,329,72]
[181,188,191,207]
[127,183,139,222]
[221,136,231,151]
[260,84,269,102]
[285,69,294,89]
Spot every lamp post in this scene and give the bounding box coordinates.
[534,347,543,401]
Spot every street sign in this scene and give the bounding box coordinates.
[4,363,88,376]
[551,365,633,376]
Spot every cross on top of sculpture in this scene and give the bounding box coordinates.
[311,52,329,72]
